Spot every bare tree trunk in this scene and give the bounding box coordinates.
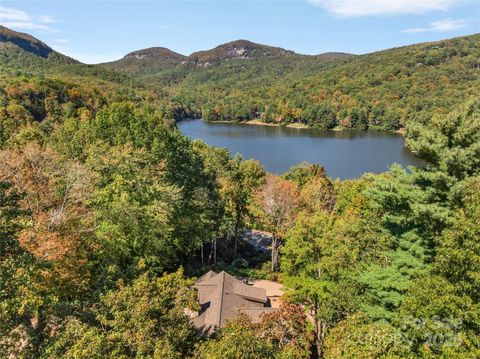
[315,320,327,358]
[312,303,327,359]
[271,235,280,272]
[233,227,238,258]
[207,237,215,265]
[213,237,217,265]
[233,216,240,257]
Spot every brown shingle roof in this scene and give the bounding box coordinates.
[193,271,273,333]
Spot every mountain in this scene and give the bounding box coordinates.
[103,39,354,73]
[0,25,78,63]
[95,34,478,130]
[0,25,53,58]
[101,47,186,75]
[99,39,354,90]
[186,39,299,66]
[1,26,478,132]
[101,40,306,75]
[125,47,186,62]
[164,34,479,129]
[188,40,353,66]
[0,25,134,86]
[312,52,354,61]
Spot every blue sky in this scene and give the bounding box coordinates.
[1,0,479,63]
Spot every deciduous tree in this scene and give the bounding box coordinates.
[252,174,301,271]
[45,269,199,358]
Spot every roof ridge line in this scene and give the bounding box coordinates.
[217,271,226,327]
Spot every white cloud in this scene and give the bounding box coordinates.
[38,15,56,24]
[403,18,467,33]
[1,21,54,31]
[0,6,56,32]
[308,0,455,17]
[0,6,30,22]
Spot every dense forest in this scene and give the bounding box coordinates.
[1,26,479,358]
[101,35,480,131]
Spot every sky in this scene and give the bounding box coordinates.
[1,0,479,64]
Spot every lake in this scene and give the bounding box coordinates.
[177,119,425,179]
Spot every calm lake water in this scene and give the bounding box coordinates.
[178,119,425,179]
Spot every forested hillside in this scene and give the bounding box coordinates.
[0,25,77,63]
[0,27,479,358]
[0,28,176,147]
[103,34,479,131]
[101,47,187,76]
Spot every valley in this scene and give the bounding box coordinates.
[0,19,479,359]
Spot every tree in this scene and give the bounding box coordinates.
[46,269,199,358]
[190,142,265,262]
[406,98,480,180]
[349,108,368,130]
[282,211,363,357]
[304,103,337,129]
[299,175,336,213]
[383,109,401,131]
[0,251,50,358]
[195,315,274,359]
[435,178,480,300]
[0,180,57,358]
[217,157,265,257]
[360,166,449,322]
[59,103,224,274]
[0,181,23,256]
[257,304,312,358]
[0,143,96,298]
[283,162,328,188]
[6,102,32,129]
[252,174,301,271]
[323,312,405,358]
[87,143,183,280]
[195,304,311,359]
[282,162,336,213]
[0,144,96,357]
[397,178,480,357]
[358,99,479,324]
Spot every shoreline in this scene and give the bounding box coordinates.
[200,119,405,135]
[204,119,310,129]
[245,119,310,129]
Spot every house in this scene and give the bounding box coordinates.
[249,279,284,308]
[192,271,278,334]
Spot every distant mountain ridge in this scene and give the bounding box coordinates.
[101,39,354,74]
[118,39,355,65]
[186,39,299,66]
[124,47,186,61]
[101,46,187,75]
[0,25,353,70]
[1,24,477,133]
[0,25,78,63]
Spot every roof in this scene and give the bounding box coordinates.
[193,271,273,333]
[249,279,284,297]
[196,270,217,282]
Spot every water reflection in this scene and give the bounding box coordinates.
[178,119,426,179]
